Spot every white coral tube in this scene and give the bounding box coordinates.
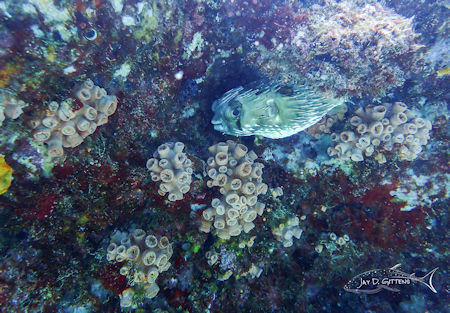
[95,112,108,126]
[173,142,185,153]
[369,105,386,120]
[236,161,252,177]
[389,112,407,127]
[242,182,256,195]
[369,121,384,137]
[76,117,90,132]
[391,102,407,113]
[157,144,171,159]
[340,131,355,143]
[63,133,83,148]
[215,152,228,166]
[132,229,146,243]
[126,245,140,261]
[145,235,158,248]
[233,144,248,159]
[47,133,64,157]
[83,105,98,120]
[97,95,117,116]
[146,158,160,172]
[214,217,226,229]
[33,126,52,142]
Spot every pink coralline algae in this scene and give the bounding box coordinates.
[248,0,424,97]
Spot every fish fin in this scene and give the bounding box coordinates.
[417,267,438,293]
[381,285,400,292]
[390,264,402,270]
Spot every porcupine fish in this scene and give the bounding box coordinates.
[211,82,344,139]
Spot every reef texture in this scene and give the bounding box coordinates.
[201,141,268,239]
[146,142,193,201]
[328,102,432,163]
[106,229,173,308]
[248,0,423,97]
[30,79,118,157]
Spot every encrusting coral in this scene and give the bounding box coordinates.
[200,141,268,240]
[30,79,118,157]
[106,229,173,308]
[250,0,423,97]
[146,142,193,201]
[272,217,303,248]
[328,102,432,163]
[0,91,25,126]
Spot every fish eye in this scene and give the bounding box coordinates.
[232,108,240,116]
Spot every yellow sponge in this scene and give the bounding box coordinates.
[0,156,12,194]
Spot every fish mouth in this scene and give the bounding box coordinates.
[211,113,223,125]
[212,124,225,132]
[211,117,225,132]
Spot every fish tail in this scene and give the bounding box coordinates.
[418,267,438,293]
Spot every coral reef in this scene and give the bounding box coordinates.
[106,229,173,307]
[0,91,25,126]
[328,102,432,162]
[30,79,118,157]
[146,142,193,201]
[0,0,447,312]
[248,0,423,97]
[200,141,268,239]
[272,216,303,248]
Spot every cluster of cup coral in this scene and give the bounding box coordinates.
[272,217,303,248]
[306,115,337,139]
[146,142,193,201]
[328,102,432,163]
[30,79,118,157]
[200,141,268,240]
[106,229,173,308]
[0,91,25,126]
